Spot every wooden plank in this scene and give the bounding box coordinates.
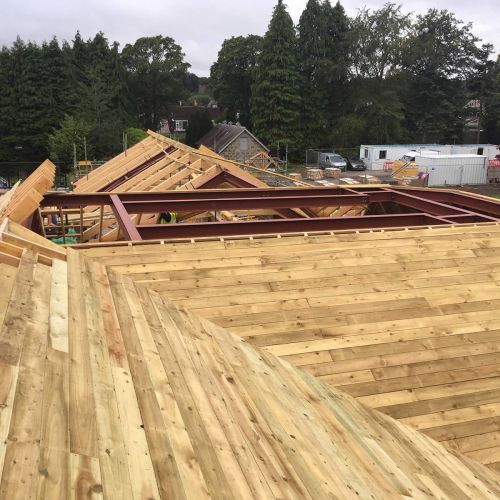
[70,453,103,500]
[67,250,97,457]
[0,262,51,499]
[37,348,70,498]
[49,259,69,352]
[80,257,134,499]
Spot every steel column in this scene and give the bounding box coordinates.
[109,194,142,241]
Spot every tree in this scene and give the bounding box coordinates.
[122,36,190,130]
[187,94,211,106]
[350,3,410,81]
[125,127,148,147]
[297,0,328,147]
[48,115,92,169]
[322,1,351,120]
[403,9,492,142]
[185,110,213,147]
[251,0,303,154]
[344,4,410,145]
[71,33,131,158]
[482,58,500,143]
[211,35,262,127]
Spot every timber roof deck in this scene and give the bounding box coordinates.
[1,235,500,498]
[4,155,500,497]
[79,222,500,473]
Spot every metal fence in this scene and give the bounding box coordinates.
[0,162,70,189]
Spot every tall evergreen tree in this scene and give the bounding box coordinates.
[297,0,327,148]
[322,1,350,121]
[251,0,303,154]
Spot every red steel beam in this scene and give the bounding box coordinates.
[396,188,500,217]
[109,194,142,241]
[389,190,486,217]
[41,186,367,207]
[137,213,449,240]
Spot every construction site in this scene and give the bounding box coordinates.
[3,130,500,498]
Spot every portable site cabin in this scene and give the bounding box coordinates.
[416,154,488,186]
[360,144,498,170]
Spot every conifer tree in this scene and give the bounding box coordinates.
[251,0,303,154]
[297,0,328,148]
[322,1,350,125]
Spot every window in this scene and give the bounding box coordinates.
[364,148,368,158]
[175,120,188,132]
[379,150,387,160]
[478,147,484,155]
[401,155,415,162]
[239,137,249,151]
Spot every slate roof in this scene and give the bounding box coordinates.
[197,123,269,153]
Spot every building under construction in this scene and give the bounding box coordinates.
[2,131,500,498]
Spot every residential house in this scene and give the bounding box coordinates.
[197,123,269,163]
[159,103,222,135]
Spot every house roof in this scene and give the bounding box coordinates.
[197,123,269,154]
[1,223,500,498]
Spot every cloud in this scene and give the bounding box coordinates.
[1,0,498,76]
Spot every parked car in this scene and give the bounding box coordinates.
[318,152,347,170]
[346,157,367,171]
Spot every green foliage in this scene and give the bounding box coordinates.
[482,58,500,143]
[0,2,497,165]
[48,115,92,170]
[296,1,351,148]
[187,94,212,106]
[211,35,262,127]
[125,128,148,147]
[297,0,328,148]
[251,1,303,154]
[350,4,411,80]
[0,32,191,164]
[402,9,492,142]
[185,110,213,147]
[121,36,190,131]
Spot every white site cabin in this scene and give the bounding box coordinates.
[360,144,498,170]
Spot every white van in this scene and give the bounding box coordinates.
[318,153,347,170]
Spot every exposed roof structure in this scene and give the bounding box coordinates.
[67,130,316,243]
[42,184,500,242]
[0,159,55,225]
[4,151,500,497]
[197,123,269,154]
[1,226,500,498]
[73,130,270,194]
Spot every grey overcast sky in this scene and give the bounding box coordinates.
[0,0,498,76]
